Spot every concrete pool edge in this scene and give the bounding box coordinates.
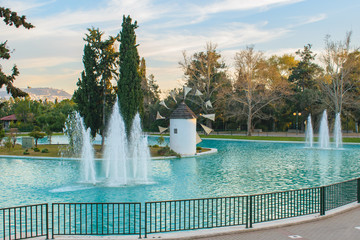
[0,148,218,161]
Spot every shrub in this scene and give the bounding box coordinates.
[33,147,40,152]
[152,144,159,148]
[157,136,165,145]
[41,148,49,153]
[4,136,12,150]
[23,149,29,155]
[157,146,180,157]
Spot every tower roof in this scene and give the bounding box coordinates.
[170,102,197,119]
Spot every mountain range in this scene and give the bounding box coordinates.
[0,87,72,102]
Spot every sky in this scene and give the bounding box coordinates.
[1,0,360,96]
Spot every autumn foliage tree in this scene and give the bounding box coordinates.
[320,32,360,115]
[229,46,291,136]
[180,43,231,127]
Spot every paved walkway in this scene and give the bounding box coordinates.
[178,205,360,240]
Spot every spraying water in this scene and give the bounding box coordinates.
[80,127,96,185]
[129,113,151,183]
[64,100,152,187]
[305,114,314,148]
[104,99,129,186]
[319,110,330,149]
[64,112,96,185]
[334,113,343,148]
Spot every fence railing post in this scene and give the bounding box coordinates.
[320,187,326,216]
[46,204,49,240]
[247,195,253,228]
[245,196,248,228]
[139,203,142,239]
[144,203,147,238]
[51,204,54,239]
[357,178,360,203]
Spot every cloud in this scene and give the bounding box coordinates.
[289,13,327,27]
[200,0,303,15]
[139,22,289,63]
[16,57,79,69]
[0,0,55,12]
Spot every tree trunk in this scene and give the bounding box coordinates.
[247,109,252,136]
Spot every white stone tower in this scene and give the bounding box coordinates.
[169,101,197,156]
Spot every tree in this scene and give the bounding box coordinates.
[179,43,231,127]
[268,54,298,79]
[287,45,323,117]
[0,7,33,99]
[74,28,118,148]
[142,72,161,131]
[229,46,290,136]
[289,44,322,92]
[320,32,360,115]
[118,15,143,136]
[73,44,102,137]
[29,126,45,147]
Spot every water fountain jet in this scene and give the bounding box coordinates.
[104,99,129,186]
[334,113,343,148]
[319,110,330,149]
[305,114,314,148]
[129,113,151,184]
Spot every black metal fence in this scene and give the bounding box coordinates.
[1,178,359,239]
[0,204,48,240]
[52,203,141,238]
[144,196,247,236]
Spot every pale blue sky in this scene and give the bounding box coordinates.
[1,0,359,95]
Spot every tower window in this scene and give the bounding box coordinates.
[174,128,178,134]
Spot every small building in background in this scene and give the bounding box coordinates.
[169,102,197,156]
[0,114,17,130]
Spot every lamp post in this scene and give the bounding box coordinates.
[293,112,302,135]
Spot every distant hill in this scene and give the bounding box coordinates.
[0,87,72,102]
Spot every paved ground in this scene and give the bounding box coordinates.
[186,205,360,240]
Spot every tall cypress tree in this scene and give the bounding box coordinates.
[118,15,144,136]
[73,44,102,137]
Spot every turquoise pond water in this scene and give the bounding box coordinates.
[1,138,360,208]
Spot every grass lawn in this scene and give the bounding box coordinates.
[0,144,66,158]
[0,144,210,158]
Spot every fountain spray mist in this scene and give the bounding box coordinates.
[71,112,96,185]
[319,110,330,149]
[129,113,151,183]
[334,113,343,148]
[305,114,314,148]
[104,99,129,186]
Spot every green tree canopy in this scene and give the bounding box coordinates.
[74,28,118,147]
[0,7,33,99]
[73,43,102,138]
[29,126,45,147]
[117,15,143,136]
[288,44,322,92]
